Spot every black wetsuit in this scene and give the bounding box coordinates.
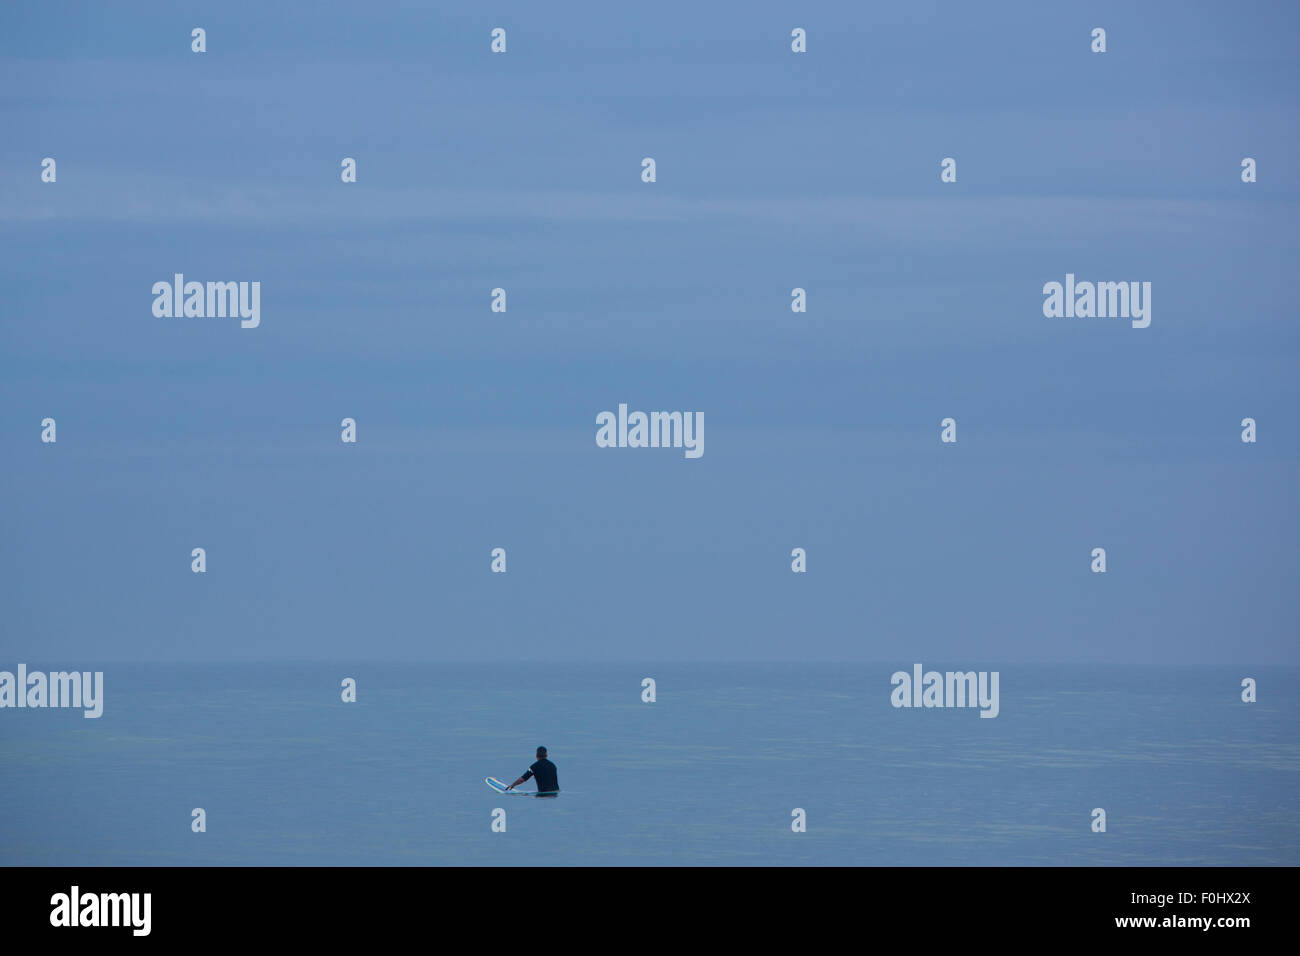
[520,758,559,794]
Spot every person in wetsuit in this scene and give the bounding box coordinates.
[508,746,559,796]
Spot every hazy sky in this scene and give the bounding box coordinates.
[2,1,1297,662]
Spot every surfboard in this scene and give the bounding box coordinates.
[486,777,558,796]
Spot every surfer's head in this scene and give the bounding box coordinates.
[536,746,548,758]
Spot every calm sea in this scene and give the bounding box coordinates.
[1,663,1296,866]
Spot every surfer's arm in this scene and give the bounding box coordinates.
[508,773,530,789]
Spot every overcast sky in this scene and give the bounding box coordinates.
[1,1,1296,662]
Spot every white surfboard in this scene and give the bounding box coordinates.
[486,776,558,796]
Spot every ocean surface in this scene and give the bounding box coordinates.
[1,663,1296,866]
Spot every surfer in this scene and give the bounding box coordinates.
[507,746,559,796]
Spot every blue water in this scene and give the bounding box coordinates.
[1,663,1296,865]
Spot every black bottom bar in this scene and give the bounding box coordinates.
[0,866,1278,942]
